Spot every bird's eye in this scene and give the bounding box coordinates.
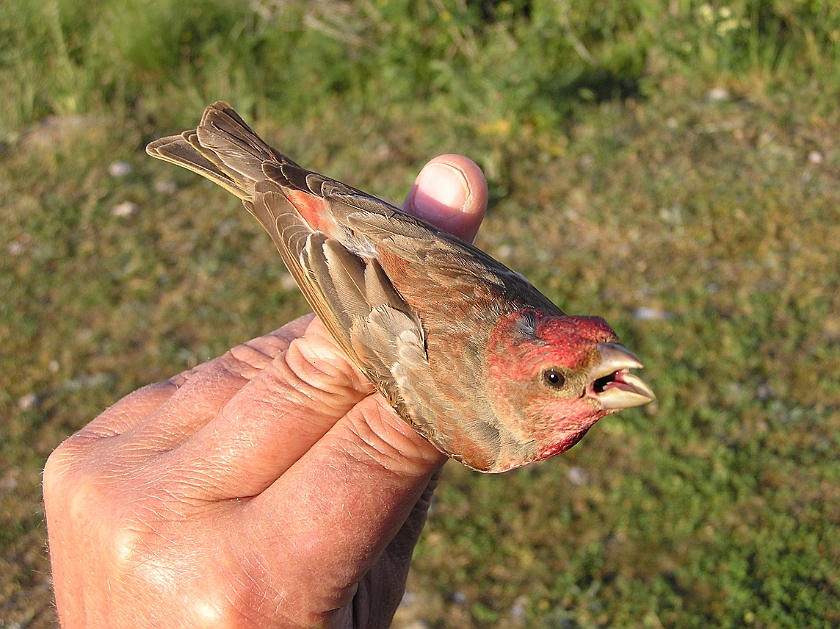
[542,369,565,389]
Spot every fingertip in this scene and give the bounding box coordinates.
[404,154,488,243]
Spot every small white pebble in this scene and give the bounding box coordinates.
[18,392,39,411]
[808,150,824,164]
[217,220,234,237]
[707,87,729,101]
[49,360,60,372]
[2,467,19,491]
[112,202,138,217]
[567,466,588,486]
[666,117,678,129]
[108,161,133,177]
[634,307,672,321]
[658,205,683,224]
[7,241,25,255]
[154,179,177,193]
[757,131,774,147]
[496,244,514,260]
[509,595,529,622]
[756,384,772,401]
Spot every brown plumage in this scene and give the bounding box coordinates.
[147,102,654,472]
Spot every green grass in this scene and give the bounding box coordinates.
[2,1,840,627]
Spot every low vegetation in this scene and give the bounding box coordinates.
[2,1,839,626]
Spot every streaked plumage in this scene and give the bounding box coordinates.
[147,102,654,472]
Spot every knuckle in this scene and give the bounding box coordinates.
[110,526,245,628]
[221,341,277,378]
[187,588,244,629]
[45,440,154,566]
[42,432,96,500]
[42,448,71,500]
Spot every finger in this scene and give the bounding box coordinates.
[403,154,488,243]
[233,396,446,626]
[353,467,443,629]
[73,380,180,440]
[158,316,375,498]
[380,465,442,566]
[76,315,314,450]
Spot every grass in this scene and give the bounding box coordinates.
[2,1,840,626]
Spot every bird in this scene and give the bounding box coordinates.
[146,102,655,473]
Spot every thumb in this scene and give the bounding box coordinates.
[403,154,488,243]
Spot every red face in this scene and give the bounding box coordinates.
[486,310,620,464]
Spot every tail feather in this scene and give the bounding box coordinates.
[146,102,310,304]
[146,130,248,199]
[193,104,280,188]
[146,102,292,201]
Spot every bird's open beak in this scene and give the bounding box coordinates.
[588,342,655,410]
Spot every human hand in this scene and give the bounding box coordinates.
[43,155,488,629]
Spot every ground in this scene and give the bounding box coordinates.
[2,1,840,627]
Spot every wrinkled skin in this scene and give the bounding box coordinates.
[43,155,486,629]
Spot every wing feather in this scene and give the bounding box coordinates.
[145,101,543,472]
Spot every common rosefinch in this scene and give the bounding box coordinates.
[147,102,654,473]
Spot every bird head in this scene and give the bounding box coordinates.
[487,309,655,467]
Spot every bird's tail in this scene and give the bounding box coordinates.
[146,102,291,201]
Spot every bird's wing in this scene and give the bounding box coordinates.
[146,102,550,470]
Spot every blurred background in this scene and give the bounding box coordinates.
[2,0,839,626]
